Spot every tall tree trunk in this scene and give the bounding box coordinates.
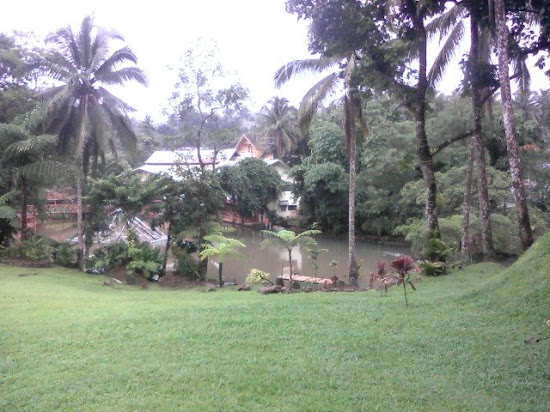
[162,221,173,274]
[76,173,84,270]
[470,13,495,259]
[461,138,475,260]
[494,0,534,250]
[20,177,29,240]
[197,210,207,280]
[218,262,224,287]
[288,248,294,287]
[345,94,358,287]
[413,13,440,237]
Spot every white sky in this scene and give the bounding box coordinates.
[1,0,549,123]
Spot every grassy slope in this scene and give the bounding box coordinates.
[1,235,549,411]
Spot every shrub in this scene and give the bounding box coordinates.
[85,235,162,280]
[126,239,162,280]
[105,241,130,267]
[423,238,450,262]
[172,241,200,280]
[53,242,76,267]
[245,268,272,285]
[418,260,446,276]
[1,237,53,262]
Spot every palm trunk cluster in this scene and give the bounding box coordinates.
[413,12,440,237]
[493,0,534,250]
[468,12,494,259]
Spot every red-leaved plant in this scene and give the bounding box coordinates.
[368,260,388,289]
[391,255,417,307]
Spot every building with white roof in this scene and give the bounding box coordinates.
[135,135,300,221]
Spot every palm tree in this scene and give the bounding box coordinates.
[43,16,147,268]
[199,233,246,287]
[274,56,367,286]
[261,229,321,287]
[0,190,20,246]
[427,3,520,259]
[0,108,64,240]
[492,0,534,250]
[257,97,299,160]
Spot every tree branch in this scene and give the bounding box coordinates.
[432,130,472,156]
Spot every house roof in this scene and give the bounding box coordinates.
[137,140,291,180]
[144,147,236,166]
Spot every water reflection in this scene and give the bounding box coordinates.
[208,227,410,286]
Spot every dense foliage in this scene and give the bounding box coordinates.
[0,3,549,273]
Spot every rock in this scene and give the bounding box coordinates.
[291,281,301,290]
[258,285,282,294]
[205,286,216,292]
[237,284,251,291]
[525,336,542,344]
[275,277,285,287]
[304,286,314,293]
[103,280,114,287]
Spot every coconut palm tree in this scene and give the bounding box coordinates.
[274,56,367,286]
[257,96,299,160]
[261,229,321,288]
[42,16,147,268]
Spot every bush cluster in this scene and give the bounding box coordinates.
[86,231,162,280]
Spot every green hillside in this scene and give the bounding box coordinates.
[1,238,549,411]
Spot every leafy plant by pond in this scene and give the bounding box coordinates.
[261,229,321,287]
[390,255,417,307]
[245,268,272,285]
[199,233,245,287]
[85,231,162,280]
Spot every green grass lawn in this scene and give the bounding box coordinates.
[1,235,549,411]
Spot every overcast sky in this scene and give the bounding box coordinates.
[2,0,548,123]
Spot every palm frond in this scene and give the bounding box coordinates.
[512,57,531,94]
[90,27,110,70]
[75,96,93,161]
[0,190,20,205]
[94,46,140,77]
[98,66,147,86]
[89,96,110,158]
[428,20,465,86]
[353,93,369,143]
[298,72,340,138]
[45,85,77,118]
[41,51,79,80]
[426,5,466,41]
[98,87,136,112]
[46,26,81,68]
[274,58,336,87]
[4,134,57,156]
[0,205,20,228]
[19,160,67,183]
[99,102,137,153]
[0,123,30,143]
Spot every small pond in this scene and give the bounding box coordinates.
[206,227,411,287]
